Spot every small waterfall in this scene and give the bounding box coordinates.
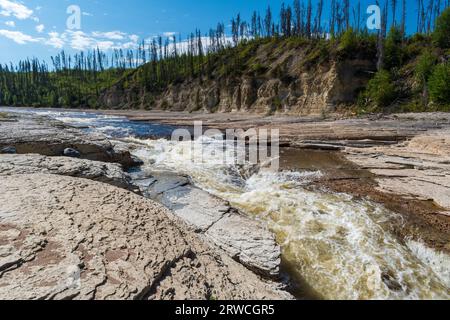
[7,108,448,300]
[130,136,450,300]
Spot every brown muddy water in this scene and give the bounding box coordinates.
[7,108,447,300]
[130,137,450,300]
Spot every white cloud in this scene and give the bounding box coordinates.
[163,32,177,37]
[67,30,123,51]
[92,30,126,40]
[96,40,114,50]
[121,41,138,49]
[82,12,93,16]
[0,21,144,52]
[169,36,234,55]
[0,29,39,44]
[129,34,139,42]
[45,31,65,49]
[4,20,14,27]
[0,0,33,20]
[42,29,123,51]
[68,30,93,50]
[35,24,44,33]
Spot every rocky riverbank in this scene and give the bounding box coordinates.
[1,109,449,299]
[0,112,291,300]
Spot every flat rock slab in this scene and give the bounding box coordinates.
[0,173,290,300]
[0,154,134,191]
[345,129,450,214]
[140,173,281,278]
[143,173,190,199]
[161,185,230,232]
[0,113,137,168]
[206,214,281,278]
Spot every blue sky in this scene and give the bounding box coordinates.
[0,0,438,64]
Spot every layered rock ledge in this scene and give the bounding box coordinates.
[0,154,135,191]
[345,128,450,216]
[0,174,290,300]
[0,113,138,168]
[0,112,289,300]
[133,172,281,279]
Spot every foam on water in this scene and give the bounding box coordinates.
[131,137,450,300]
[4,108,448,299]
[407,240,450,288]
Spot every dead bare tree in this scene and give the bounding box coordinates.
[427,0,433,32]
[377,1,388,71]
[417,0,423,33]
[435,0,442,19]
[314,0,324,35]
[353,1,362,32]
[344,0,350,30]
[293,0,302,36]
[392,0,397,25]
[331,0,337,36]
[401,0,407,38]
[306,0,312,38]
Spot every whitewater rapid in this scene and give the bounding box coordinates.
[129,136,450,300]
[4,108,448,300]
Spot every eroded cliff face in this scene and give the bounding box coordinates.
[99,42,376,115]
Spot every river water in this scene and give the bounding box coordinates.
[2,107,449,300]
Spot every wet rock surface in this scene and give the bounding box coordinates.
[161,185,229,232]
[63,148,81,158]
[0,112,289,300]
[205,214,281,278]
[114,111,450,148]
[0,113,139,168]
[345,128,450,216]
[0,146,16,154]
[137,172,281,279]
[0,174,290,300]
[0,154,135,191]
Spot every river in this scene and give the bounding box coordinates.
[2,107,449,300]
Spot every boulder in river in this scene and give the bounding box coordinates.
[0,146,16,154]
[63,148,81,158]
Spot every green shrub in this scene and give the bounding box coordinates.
[267,96,282,115]
[428,63,450,104]
[415,50,437,87]
[432,7,450,49]
[302,42,330,67]
[405,34,430,59]
[286,37,308,49]
[384,26,404,69]
[338,28,358,54]
[161,99,170,110]
[365,70,397,108]
[250,63,268,75]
